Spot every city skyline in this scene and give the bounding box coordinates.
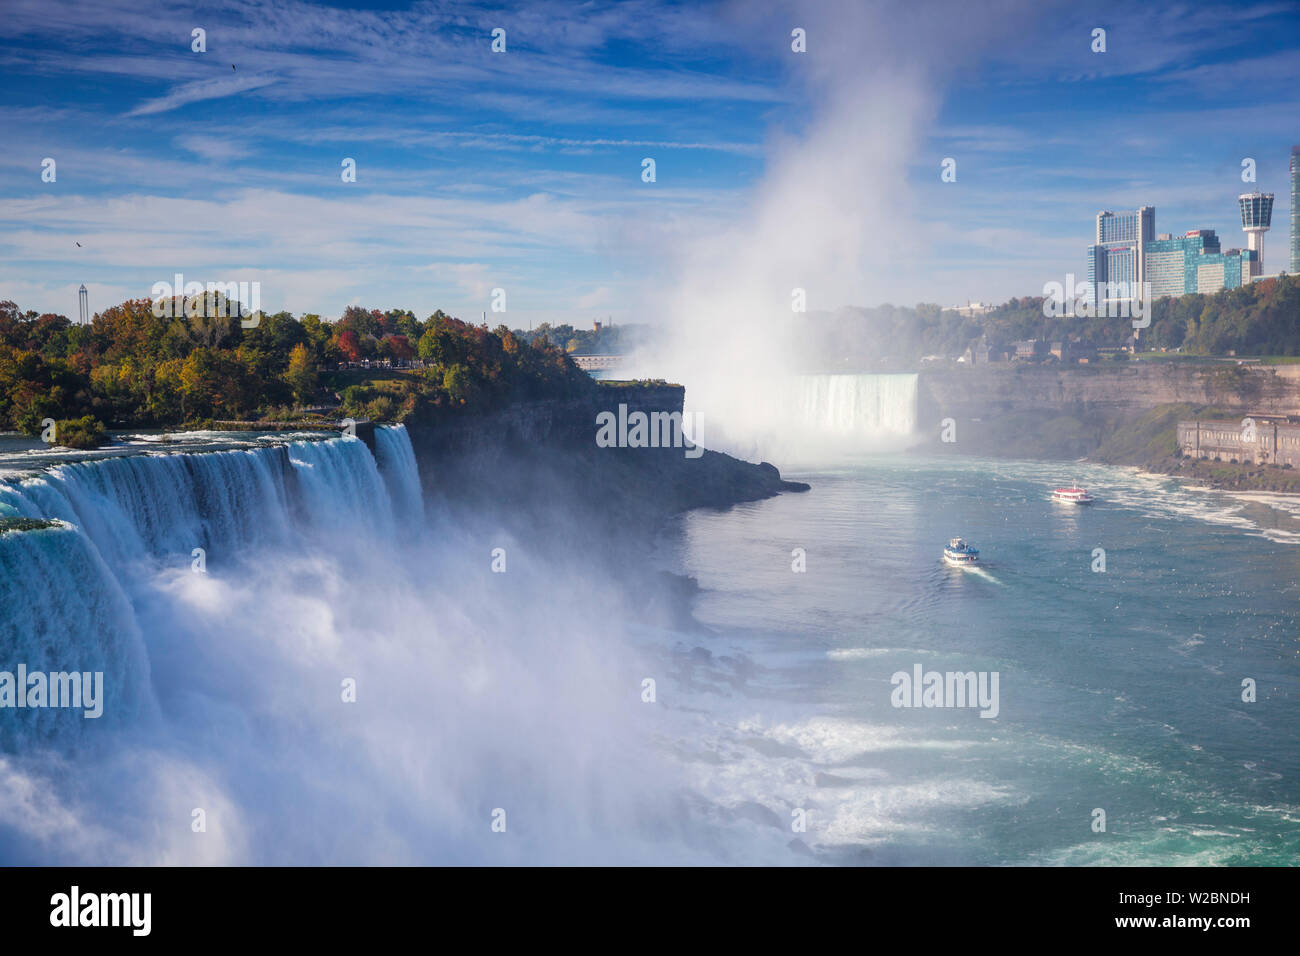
[2,0,1298,325]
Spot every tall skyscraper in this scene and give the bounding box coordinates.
[1238,191,1272,276]
[1088,206,1154,307]
[78,284,88,325]
[1291,146,1300,274]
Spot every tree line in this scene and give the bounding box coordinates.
[0,298,592,438]
[793,274,1300,367]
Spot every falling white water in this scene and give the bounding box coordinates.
[787,373,918,437]
[694,371,919,464]
[0,521,155,750]
[1,447,294,567]
[0,436,400,752]
[286,436,396,536]
[0,431,687,864]
[373,425,425,526]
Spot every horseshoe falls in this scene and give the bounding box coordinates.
[706,372,919,464]
[790,373,917,437]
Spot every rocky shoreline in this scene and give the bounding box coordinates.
[915,399,1300,495]
[1088,403,1300,494]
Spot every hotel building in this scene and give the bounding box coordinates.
[1088,207,1260,303]
[1144,230,1220,298]
[1292,146,1300,274]
[1086,206,1154,309]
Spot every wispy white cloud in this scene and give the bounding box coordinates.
[1,0,1296,321]
[174,133,252,162]
[126,73,278,117]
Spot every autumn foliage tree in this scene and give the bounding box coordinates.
[0,297,592,432]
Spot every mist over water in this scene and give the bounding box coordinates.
[627,0,1050,458]
[0,428,713,864]
[698,372,921,466]
[3,0,1292,870]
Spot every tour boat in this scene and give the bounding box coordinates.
[1051,483,1095,504]
[943,537,980,566]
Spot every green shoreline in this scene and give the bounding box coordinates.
[1089,404,1300,494]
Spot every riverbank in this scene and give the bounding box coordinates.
[916,402,1300,493]
[913,364,1300,493]
[1089,404,1300,493]
[395,386,809,635]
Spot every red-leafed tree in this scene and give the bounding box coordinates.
[387,334,414,361]
[336,329,362,362]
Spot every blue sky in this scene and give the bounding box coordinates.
[1,0,1298,326]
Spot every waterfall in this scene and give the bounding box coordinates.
[0,520,154,750]
[2,446,295,568]
[0,433,418,752]
[373,424,425,525]
[285,436,395,536]
[789,373,918,437]
[688,371,920,463]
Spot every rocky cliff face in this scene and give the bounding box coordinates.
[911,364,1300,461]
[408,384,687,459]
[918,364,1300,423]
[404,384,808,537]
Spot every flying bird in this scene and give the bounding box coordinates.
[75,242,81,247]
[232,64,236,71]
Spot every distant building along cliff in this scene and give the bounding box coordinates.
[1178,417,1300,468]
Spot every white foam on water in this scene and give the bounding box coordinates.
[828,648,894,660]
[822,779,1018,845]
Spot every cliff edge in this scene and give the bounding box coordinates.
[404,383,809,536]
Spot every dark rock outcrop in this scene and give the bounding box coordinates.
[405,384,808,538]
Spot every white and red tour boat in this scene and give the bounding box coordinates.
[1051,482,1095,504]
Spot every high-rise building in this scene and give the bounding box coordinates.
[78,284,88,325]
[1193,247,1256,293]
[1292,146,1300,274]
[1087,206,1154,307]
[1238,191,1272,276]
[1092,183,1283,304]
[1096,206,1155,245]
[1144,230,1220,298]
[1141,229,1256,298]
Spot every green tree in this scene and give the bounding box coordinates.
[284,343,319,404]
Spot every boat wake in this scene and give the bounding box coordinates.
[953,564,1004,586]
